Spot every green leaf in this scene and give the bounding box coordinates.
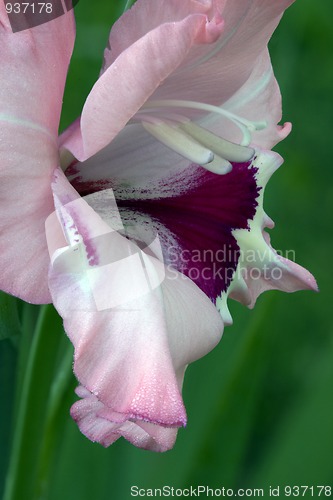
[184,300,277,487]
[250,336,333,489]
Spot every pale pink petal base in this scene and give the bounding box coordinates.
[0,125,56,302]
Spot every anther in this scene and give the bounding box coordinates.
[180,122,254,163]
[142,121,215,166]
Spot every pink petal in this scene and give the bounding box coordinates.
[152,0,296,106]
[107,0,294,132]
[0,7,75,134]
[67,11,223,160]
[47,169,223,442]
[102,0,217,70]
[237,223,318,309]
[0,10,75,302]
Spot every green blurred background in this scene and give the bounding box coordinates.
[1,0,332,498]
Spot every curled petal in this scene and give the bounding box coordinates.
[217,149,318,322]
[47,169,223,447]
[102,0,216,70]
[229,212,318,309]
[102,0,295,108]
[71,386,178,452]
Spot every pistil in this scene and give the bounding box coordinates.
[136,99,263,174]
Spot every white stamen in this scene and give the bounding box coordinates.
[180,122,254,163]
[140,99,267,146]
[141,121,215,166]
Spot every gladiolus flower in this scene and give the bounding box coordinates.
[0,0,317,451]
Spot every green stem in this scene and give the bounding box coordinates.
[33,343,75,499]
[3,305,66,500]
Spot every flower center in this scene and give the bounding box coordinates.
[135,99,266,174]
